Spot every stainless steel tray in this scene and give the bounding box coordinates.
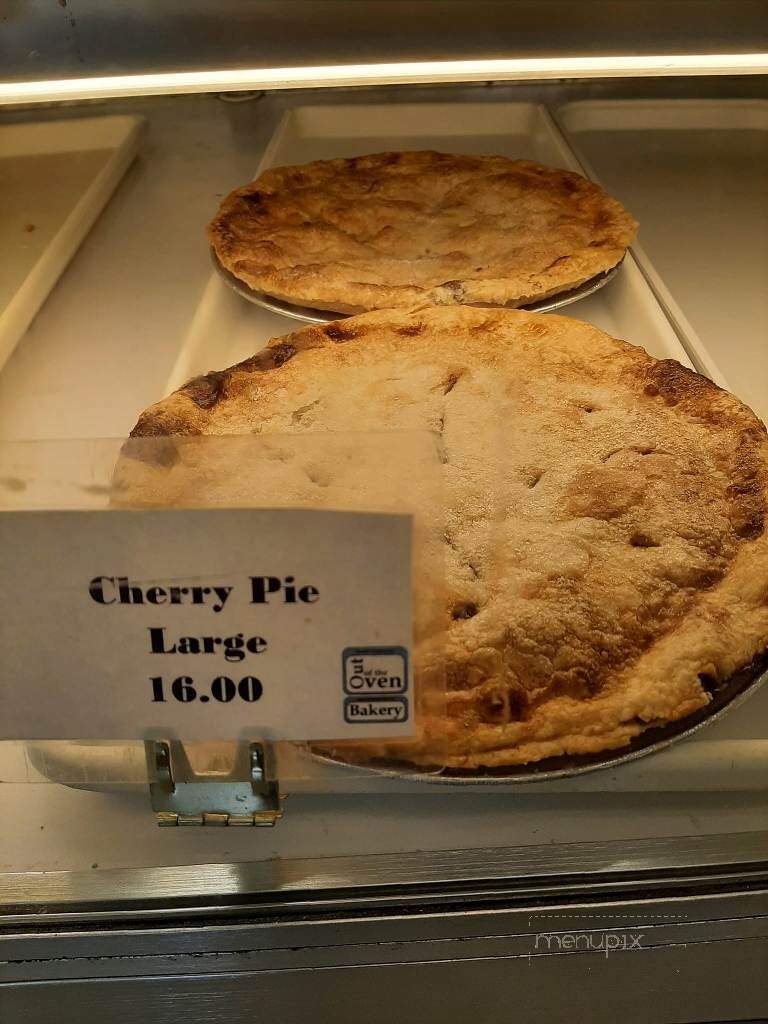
[311,656,768,785]
[212,248,624,324]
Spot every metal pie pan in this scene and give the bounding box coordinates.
[310,655,768,786]
[212,249,624,324]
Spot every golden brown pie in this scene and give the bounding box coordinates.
[208,151,637,313]
[125,306,768,768]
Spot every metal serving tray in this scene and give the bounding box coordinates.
[166,101,693,391]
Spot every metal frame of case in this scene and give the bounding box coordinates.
[2,832,768,1022]
[2,4,768,1015]
[3,0,768,105]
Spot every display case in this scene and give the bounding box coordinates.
[2,4,768,1022]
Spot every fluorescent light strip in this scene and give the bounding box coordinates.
[2,53,767,105]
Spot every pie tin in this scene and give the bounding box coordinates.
[212,249,624,324]
[310,656,768,786]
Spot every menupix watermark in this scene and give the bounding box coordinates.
[534,931,644,958]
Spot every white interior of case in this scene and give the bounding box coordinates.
[0,115,143,376]
[556,99,768,421]
[0,96,766,872]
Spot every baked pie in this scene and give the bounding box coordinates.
[126,306,768,768]
[208,151,637,313]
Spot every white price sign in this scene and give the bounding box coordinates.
[0,509,413,740]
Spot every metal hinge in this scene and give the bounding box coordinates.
[149,740,282,827]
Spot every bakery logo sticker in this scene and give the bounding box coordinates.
[342,647,409,724]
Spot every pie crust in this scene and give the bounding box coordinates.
[125,306,768,768]
[208,151,637,313]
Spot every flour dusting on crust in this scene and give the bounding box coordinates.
[125,307,768,767]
